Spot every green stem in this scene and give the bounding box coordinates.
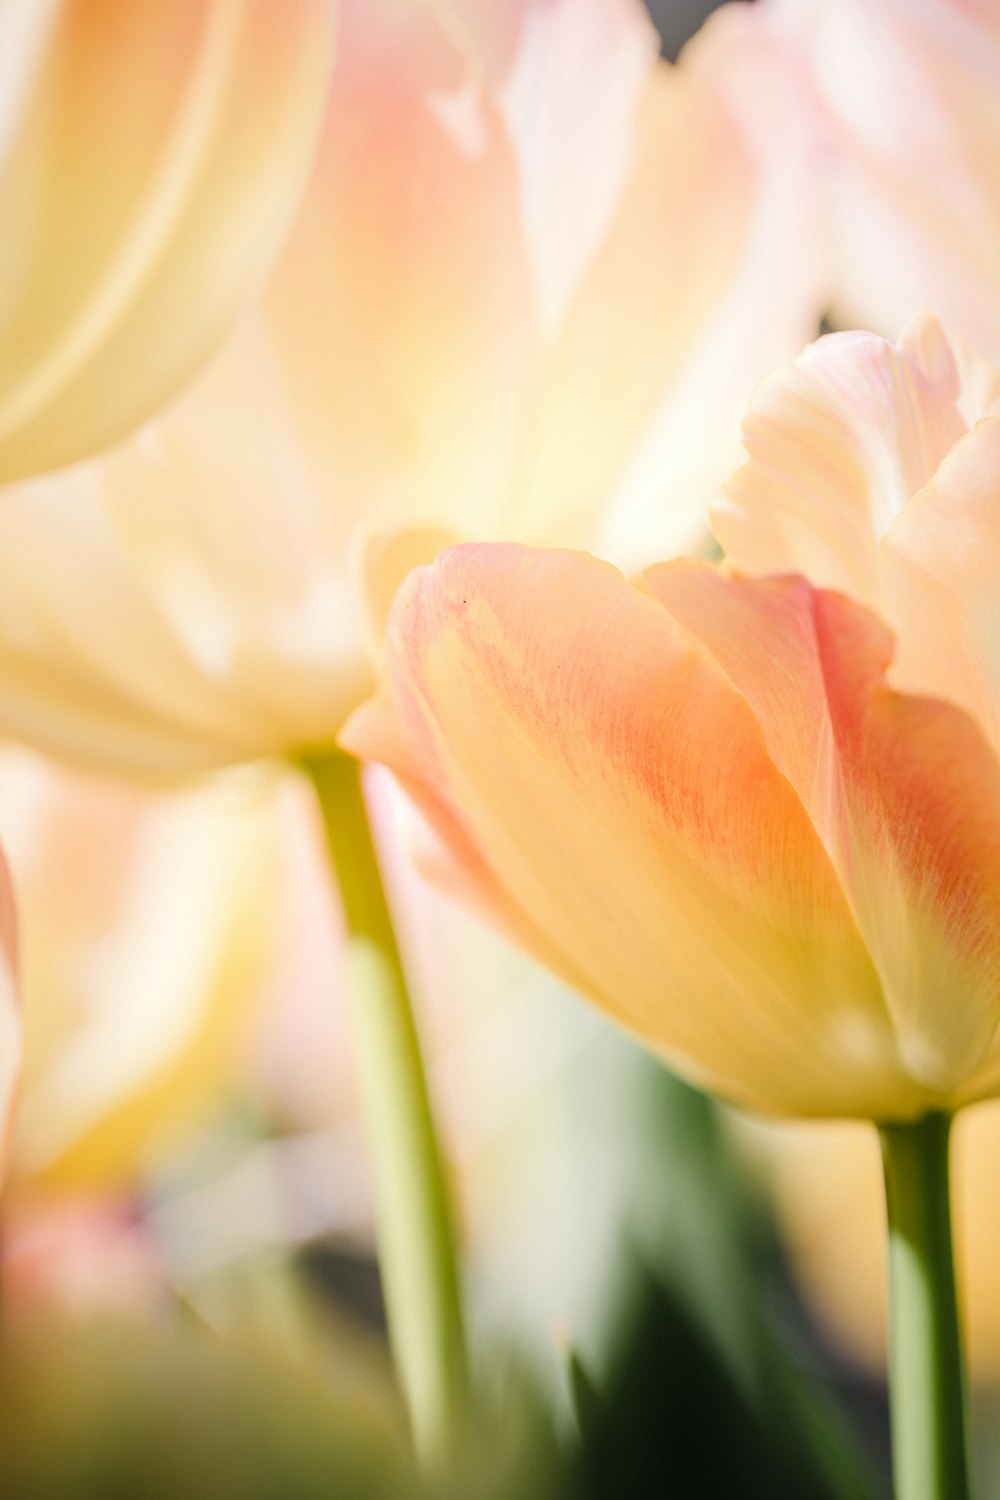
[300,748,468,1462]
[879,1113,971,1500]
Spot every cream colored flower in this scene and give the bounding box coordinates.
[0,0,331,479]
[0,750,279,1191]
[0,0,822,779]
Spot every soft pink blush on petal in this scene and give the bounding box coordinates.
[343,544,915,1120]
[649,562,1000,1095]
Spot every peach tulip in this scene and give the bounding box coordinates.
[343,312,1000,1122]
[754,0,1000,355]
[0,0,821,780]
[0,0,331,480]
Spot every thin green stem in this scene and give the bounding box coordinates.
[879,1113,971,1500]
[300,748,468,1463]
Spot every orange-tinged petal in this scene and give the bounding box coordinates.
[648,563,1000,1094]
[342,544,910,1120]
[0,0,331,479]
[714,312,976,607]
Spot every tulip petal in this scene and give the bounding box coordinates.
[342,544,912,1120]
[0,0,331,479]
[882,414,1000,757]
[449,0,658,333]
[592,0,828,566]
[648,563,1000,1093]
[1,754,277,1187]
[0,846,18,1179]
[800,0,1000,357]
[714,312,974,607]
[260,0,539,542]
[0,323,375,778]
[506,61,754,555]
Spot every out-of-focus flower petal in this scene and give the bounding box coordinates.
[0,0,826,781]
[0,324,376,777]
[342,544,922,1120]
[787,0,1000,356]
[504,61,753,554]
[592,0,828,566]
[0,0,331,479]
[260,0,539,543]
[714,312,989,605]
[648,564,1000,1094]
[448,0,658,333]
[0,844,18,1178]
[1,752,279,1188]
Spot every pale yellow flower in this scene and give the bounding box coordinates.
[0,0,332,479]
[0,0,822,779]
[0,750,279,1191]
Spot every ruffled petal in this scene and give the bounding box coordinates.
[714,312,977,607]
[883,414,1000,757]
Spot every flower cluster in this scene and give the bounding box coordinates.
[3,1,1000,1494]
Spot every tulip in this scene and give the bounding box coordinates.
[751,0,1000,356]
[345,309,1000,1119]
[0,0,821,780]
[0,0,331,480]
[345,310,997,1498]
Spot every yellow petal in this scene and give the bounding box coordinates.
[0,843,19,1181]
[3,752,280,1190]
[342,544,912,1120]
[0,0,331,479]
[0,325,374,778]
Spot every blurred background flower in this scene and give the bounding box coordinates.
[0,0,332,480]
[0,0,823,781]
